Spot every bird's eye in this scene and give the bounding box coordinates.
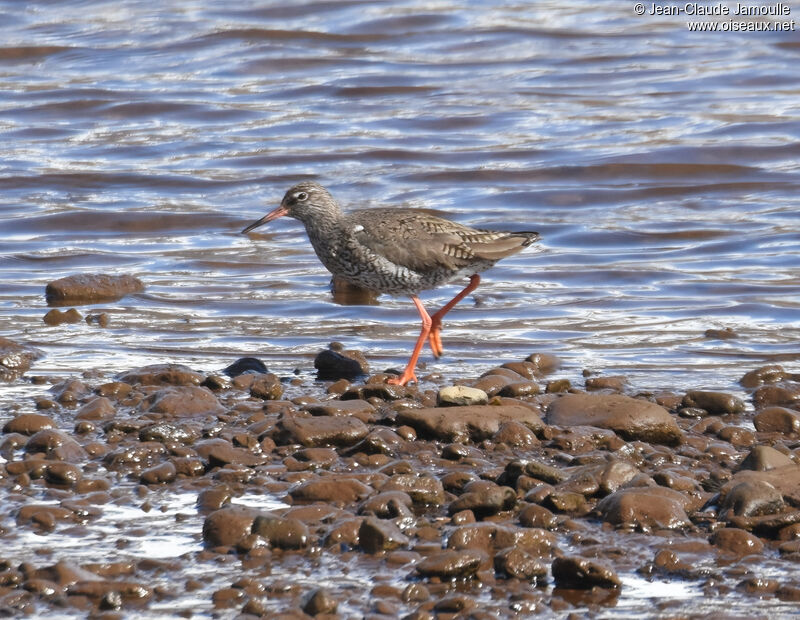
[295,191,308,201]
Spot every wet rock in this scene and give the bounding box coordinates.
[498,380,541,398]
[585,376,627,392]
[252,515,309,549]
[753,383,800,409]
[197,487,232,512]
[290,477,373,506]
[705,327,737,340]
[359,491,414,519]
[139,461,177,485]
[546,393,682,445]
[0,337,42,381]
[740,365,788,388]
[739,445,794,472]
[66,580,152,605]
[396,404,543,443]
[472,373,514,396]
[290,447,338,469]
[142,386,223,417]
[202,506,258,547]
[138,422,199,444]
[75,396,116,421]
[753,407,800,435]
[223,357,268,377]
[273,414,369,447]
[447,522,556,557]
[518,504,559,530]
[249,373,283,400]
[25,429,86,462]
[302,587,338,615]
[45,462,81,486]
[349,427,407,455]
[551,556,621,589]
[359,517,410,553]
[42,307,83,325]
[45,273,144,305]
[3,413,56,435]
[103,442,167,472]
[51,378,90,405]
[381,473,445,506]
[16,505,75,530]
[492,420,539,447]
[502,459,566,486]
[448,480,516,517]
[415,550,486,580]
[117,363,203,386]
[524,352,561,375]
[437,386,489,407]
[682,390,745,415]
[195,438,268,467]
[314,345,369,380]
[596,487,691,531]
[305,398,376,422]
[501,361,539,379]
[342,382,407,401]
[720,480,784,519]
[495,547,548,581]
[597,460,640,495]
[710,527,764,556]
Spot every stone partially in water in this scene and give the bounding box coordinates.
[551,556,620,589]
[546,393,682,445]
[0,337,42,381]
[141,386,223,417]
[414,550,486,579]
[396,405,544,443]
[314,345,369,380]
[596,487,691,531]
[117,364,204,386]
[3,413,56,436]
[753,407,800,435]
[45,273,144,306]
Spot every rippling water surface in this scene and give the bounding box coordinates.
[2,0,799,393]
[1,1,799,615]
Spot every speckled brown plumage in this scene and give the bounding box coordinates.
[242,182,540,385]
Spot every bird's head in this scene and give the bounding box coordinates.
[241,182,339,233]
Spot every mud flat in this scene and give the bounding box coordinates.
[1,351,800,618]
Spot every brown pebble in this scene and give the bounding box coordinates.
[43,308,82,325]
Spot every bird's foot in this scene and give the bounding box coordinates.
[387,369,417,386]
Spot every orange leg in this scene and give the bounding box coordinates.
[428,274,481,359]
[387,295,432,386]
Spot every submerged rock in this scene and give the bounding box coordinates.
[45,273,144,305]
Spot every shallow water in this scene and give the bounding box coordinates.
[1,0,800,616]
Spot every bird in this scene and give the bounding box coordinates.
[242,182,540,386]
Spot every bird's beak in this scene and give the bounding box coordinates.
[241,204,289,234]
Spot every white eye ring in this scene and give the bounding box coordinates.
[296,191,308,201]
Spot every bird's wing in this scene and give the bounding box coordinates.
[347,210,480,273]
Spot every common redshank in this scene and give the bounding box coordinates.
[242,182,540,386]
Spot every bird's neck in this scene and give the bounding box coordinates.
[300,209,344,258]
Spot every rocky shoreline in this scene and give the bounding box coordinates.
[1,341,800,618]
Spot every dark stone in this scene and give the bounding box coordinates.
[45,273,144,305]
[314,346,369,380]
[551,556,620,589]
[359,517,409,553]
[223,357,268,377]
[415,550,486,579]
